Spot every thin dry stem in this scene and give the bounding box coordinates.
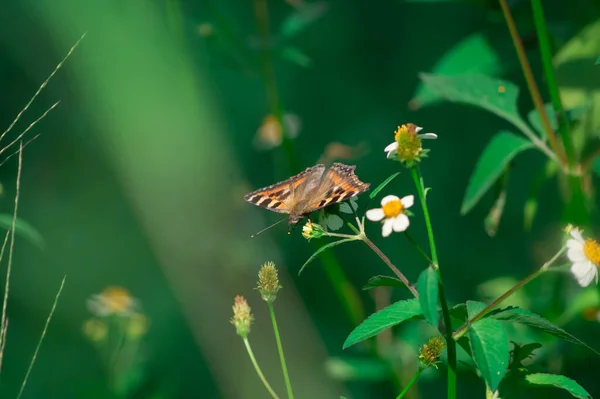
[0,102,59,157]
[0,33,85,143]
[0,143,23,369]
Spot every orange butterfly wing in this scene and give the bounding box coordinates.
[243,165,325,214]
[305,162,371,212]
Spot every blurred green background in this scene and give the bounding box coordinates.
[0,0,599,398]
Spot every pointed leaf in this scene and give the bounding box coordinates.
[369,172,400,199]
[411,33,502,109]
[418,74,529,133]
[362,275,407,291]
[417,266,439,327]
[488,306,600,356]
[0,214,45,249]
[467,301,509,391]
[343,299,422,349]
[299,238,356,275]
[525,373,592,399]
[461,131,534,215]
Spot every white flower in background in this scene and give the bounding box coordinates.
[366,195,414,237]
[384,124,438,160]
[87,286,140,317]
[567,229,600,287]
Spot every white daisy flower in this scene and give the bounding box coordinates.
[385,124,438,159]
[566,229,600,287]
[366,195,414,237]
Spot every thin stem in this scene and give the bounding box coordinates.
[410,166,456,399]
[243,338,281,399]
[324,231,356,240]
[404,231,433,264]
[17,276,66,399]
[252,0,297,171]
[453,246,566,340]
[531,0,574,165]
[499,0,568,166]
[0,143,23,370]
[395,368,422,399]
[360,234,418,298]
[268,302,294,399]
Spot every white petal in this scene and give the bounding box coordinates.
[366,208,385,222]
[570,230,584,243]
[414,126,423,132]
[381,195,400,206]
[392,214,410,232]
[566,243,586,263]
[418,133,438,140]
[571,261,597,287]
[384,142,397,153]
[382,219,393,237]
[400,195,414,209]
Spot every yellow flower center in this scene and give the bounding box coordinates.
[394,124,422,161]
[382,199,403,218]
[583,239,600,267]
[102,287,134,314]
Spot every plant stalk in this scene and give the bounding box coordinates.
[410,166,456,399]
[395,368,422,399]
[268,302,294,399]
[499,0,568,166]
[243,338,281,399]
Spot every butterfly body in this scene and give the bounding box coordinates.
[244,163,370,225]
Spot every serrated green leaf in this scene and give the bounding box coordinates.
[467,301,509,391]
[0,214,45,249]
[525,373,592,399]
[411,33,502,109]
[279,46,313,68]
[343,299,422,349]
[461,131,534,215]
[326,356,392,382]
[362,275,407,291]
[417,266,439,327]
[488,306,600,356]
[299,238,356,275]
[279,2,327,39]
[369,172,400,199]
[483,165,510,237]
[339,197,359,214]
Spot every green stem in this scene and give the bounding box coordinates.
[498,0,568,167]
[453,246,566,340]
[410,166,456,399]
[268,302,294,399]
[404,230,433,265]
[531,0,574,165]
[243,338,281,399]
[395,368,422,399]
[360,234,418,298]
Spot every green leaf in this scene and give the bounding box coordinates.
[418,74,529,134]
[0,214,45,249]
[596,56,599,65]
[279,46,313,68]
[467,301,509,391]
[488,306,600,356]
[417,266,439,327]
[279,2,328,39]
[461,131,534,215]
[411,33,502,109]
[509,342,543,369]
[526,103,555,141]
[326,356,392,382]
[523,160,557,231]
[343,299,422,349]
[483,165,510,237]
[362,275,407,291]
[339,197,359,214]
[525,373,592,399]
[299,238,356,275]
[369,172,400,199]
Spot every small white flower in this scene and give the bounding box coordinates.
[87,287,140,317]
[566,229,600,287]
[384,125,437,159]
[366,195,414,237]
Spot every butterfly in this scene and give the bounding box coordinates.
[244,162,371,226]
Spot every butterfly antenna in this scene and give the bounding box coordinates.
[251,218,287,238]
